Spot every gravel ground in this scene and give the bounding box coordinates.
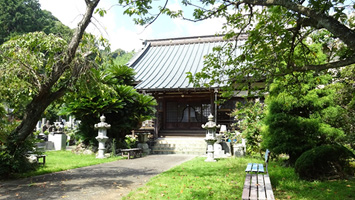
[0,154,196,200]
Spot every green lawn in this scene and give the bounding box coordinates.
[17,150,122,178]
[123,157,355,200]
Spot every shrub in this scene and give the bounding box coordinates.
[0,117,39,179]
[0,137,39,179]
[295,144,355,180]
[263,73,346,165]
[231,99,264,155]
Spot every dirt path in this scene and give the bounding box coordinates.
[0,155,196,200]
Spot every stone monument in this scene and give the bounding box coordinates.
[94,115,111,159]
[48,121,67,150]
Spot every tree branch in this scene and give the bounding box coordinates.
[292,56,355,72]
[231,0,355,50]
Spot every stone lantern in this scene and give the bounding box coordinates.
[136,132,151,154]
[202,114,220,162]
[95,115,111,159]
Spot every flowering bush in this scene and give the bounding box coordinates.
[124,135,137,149]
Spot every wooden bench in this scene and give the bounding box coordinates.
[242,149,275,200]
[120,148,143,159]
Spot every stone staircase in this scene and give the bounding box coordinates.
[151,137,207,155]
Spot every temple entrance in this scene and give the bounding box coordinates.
[165,100,211,130]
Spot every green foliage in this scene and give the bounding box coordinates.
[0,31,102,119]
[334,65,355,150]
[0,32,67,113]
[262,73,346,164]
[0,103,6,144]
[231,99,265,154]
[0,32,67,118]
[119,0,159,25]
[60,61,157,144]
[124,135,137,149]
[295,144,355,180]
[0,0,72,44]
[0,134,38,179]
[111,138,117,156]
[112,49,135,66]
[0,104,39,179]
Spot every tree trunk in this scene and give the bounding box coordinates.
[13,89,67,142]
[10,0,100,145]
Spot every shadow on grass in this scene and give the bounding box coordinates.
[269,161,355,200]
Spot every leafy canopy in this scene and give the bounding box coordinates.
[0,32,102,118]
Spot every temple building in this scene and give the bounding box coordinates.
[128,35,258,154]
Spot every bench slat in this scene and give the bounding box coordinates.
[252,163,258,172]
[242,174,251,200]
[258,164,265,173]
[250,174,258,199]
[264,174,275,200]
[245,163,253,172]
[258,174,267,200]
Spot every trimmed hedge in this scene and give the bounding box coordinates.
[295,144,355,180]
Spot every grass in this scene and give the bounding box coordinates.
[123,156,355,200]
[16,150,122,178]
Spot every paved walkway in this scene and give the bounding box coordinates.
[0,155,196,200]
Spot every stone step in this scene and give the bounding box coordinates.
[155,140,206,144]
[153,150,206,155]
[152,137,207,155]
[154,145,205,149]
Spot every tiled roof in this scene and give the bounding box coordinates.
[127,35,246,92]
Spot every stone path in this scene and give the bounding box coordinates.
[0,155,196,200]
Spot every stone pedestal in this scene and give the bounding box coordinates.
[205,138,217,162]
[214,134,225,157]
[36,141,55,150]
[233,143,246,157]
[96,136,108,158]
[48,132,67,150]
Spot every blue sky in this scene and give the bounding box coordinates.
[39,0,225,52]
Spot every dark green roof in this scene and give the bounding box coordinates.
[128,35,246,92]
